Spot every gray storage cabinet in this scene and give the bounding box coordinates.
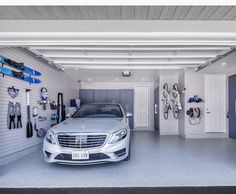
[79,89,134,129]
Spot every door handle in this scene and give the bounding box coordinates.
[206,108,211,114]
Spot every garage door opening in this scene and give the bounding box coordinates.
[1,4,236,194]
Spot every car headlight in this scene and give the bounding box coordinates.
[109,129,127,144]
[46,130,56,144]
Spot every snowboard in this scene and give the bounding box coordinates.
[0,66,41,84]
[0,55,41,76]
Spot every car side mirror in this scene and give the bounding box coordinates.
[126,112,133,118]
[66,113,71,118]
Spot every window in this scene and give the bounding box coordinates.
[72,104,123,118]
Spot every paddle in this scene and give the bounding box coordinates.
[26,89,33,138]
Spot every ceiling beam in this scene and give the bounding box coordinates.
[61,65,199,70]
[43,54,217,59]
[1,41,236,46]
[28,46,231,51]
[1,21,236,33]
[57,61,205,65]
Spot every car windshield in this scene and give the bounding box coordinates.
[72,104,124,118]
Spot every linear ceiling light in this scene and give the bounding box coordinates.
[1,41,236,46]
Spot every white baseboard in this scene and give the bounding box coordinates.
[0,143,42,166]
[184,133,228,139]
[133,127,154,131]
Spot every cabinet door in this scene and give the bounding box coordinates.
[79,89,94,105]
[120,89,134,129]
[229,75,236,138]
[107,90,120,103]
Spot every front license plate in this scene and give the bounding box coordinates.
[72,151,89,160]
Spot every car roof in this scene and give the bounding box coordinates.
[84,103,121,106]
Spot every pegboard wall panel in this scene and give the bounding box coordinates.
[0,47,79,158]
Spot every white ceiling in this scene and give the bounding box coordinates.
[27,45,232,71]
[0,6,236,82]
[64,68,184,82]
[0,6,236,20]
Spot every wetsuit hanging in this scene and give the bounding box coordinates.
[15,102,22,128]
[8,101,15,129]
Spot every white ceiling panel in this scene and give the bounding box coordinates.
[160,6,177,20]
[121,6,135,20]
[172,6,190,20]
[184,6,204,20]
[134,6,149,20]
[0,6,236,20]
[146,6,163,19]
[197,6,218,20]
[209,6,233,20]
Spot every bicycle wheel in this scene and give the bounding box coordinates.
[172,83,179,98]
[163,83,169,98]
[173,104,179,119]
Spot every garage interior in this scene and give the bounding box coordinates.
[1,3,236,194]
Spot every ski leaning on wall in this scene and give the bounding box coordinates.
[0,55,41,76]
[0,66,41,84]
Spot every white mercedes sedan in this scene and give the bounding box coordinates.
[43,103,132,165]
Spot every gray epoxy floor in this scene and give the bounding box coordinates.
[1,131,236,188]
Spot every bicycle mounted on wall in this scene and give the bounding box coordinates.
[162,83,182,120]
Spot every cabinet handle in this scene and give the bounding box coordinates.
[155,104,158,114]
[235,99,236,114]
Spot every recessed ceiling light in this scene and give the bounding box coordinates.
[142,78,146,82]
[88,78,92,82]
[222,62,227,66]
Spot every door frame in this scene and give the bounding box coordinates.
[204,74,226,133]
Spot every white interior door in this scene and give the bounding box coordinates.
[134,86,149,127]
[204,75,226,133]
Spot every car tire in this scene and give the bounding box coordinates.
[124,143,131,161]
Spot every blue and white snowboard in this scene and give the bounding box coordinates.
[0,55,41,76]
[0,66,41,84]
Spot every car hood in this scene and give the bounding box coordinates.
[50,117,127,134]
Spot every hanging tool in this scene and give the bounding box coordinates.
[32,106,39,131]
[57,93,66,124]
[26,89,33,138]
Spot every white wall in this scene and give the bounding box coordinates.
[178,72,185,136]
[159,75,179,135]
[0,48,79,162]
[81,81,154,130]
[180,69,227,138]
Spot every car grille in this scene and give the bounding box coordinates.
[57,133,107,149]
